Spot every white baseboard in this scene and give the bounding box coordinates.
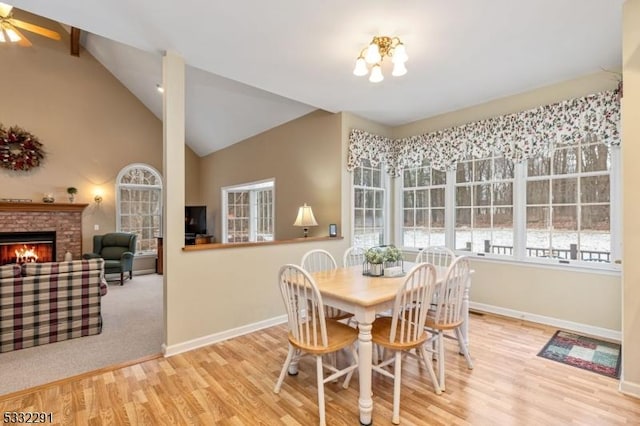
[162,314,288,357]
[619,379,640,398]
[470,302,621,342]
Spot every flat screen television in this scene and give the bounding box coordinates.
[185,206,207,244]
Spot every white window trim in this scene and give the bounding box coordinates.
[351,163,391,247]
[221,178,275,243]
[115,163,163,256]
[392,151,621,273]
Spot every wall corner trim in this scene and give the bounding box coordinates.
[161,315,287,357]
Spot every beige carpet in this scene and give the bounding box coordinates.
[0,273,163,396]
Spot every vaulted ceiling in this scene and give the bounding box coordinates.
[7,0,624,157]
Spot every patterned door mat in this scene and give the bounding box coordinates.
[537,330,621,378]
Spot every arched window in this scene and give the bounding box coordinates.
[116,163,163,255]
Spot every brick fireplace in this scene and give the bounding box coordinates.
[0,202,88,264]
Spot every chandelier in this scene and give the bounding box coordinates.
[353,36,408,83]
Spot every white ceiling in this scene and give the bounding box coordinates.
[8,0,624,157]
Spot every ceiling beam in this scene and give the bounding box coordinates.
[70,27,80,56]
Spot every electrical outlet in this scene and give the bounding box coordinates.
[94,224,99,231]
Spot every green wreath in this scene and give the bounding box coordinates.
[0,124,45,171]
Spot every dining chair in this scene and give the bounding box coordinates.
[342,246,366,267]
[301,249,351,322]
[424,255,474,391]
[415,245,456,268]
[371,263,442,425]
[301,249,338,272]
[274,264,359,426]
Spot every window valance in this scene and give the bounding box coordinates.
[348,89,620,176]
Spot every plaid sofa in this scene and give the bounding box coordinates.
[0,259,108,353]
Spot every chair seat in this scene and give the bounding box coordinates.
[372,316,429,350]
[104,260,124,270]
[288,319,358,355]
[425,314,464,331]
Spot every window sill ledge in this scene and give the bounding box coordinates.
[463,253,621,276]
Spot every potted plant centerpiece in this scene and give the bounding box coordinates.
[66,187,78,203]
[364,245,403,276]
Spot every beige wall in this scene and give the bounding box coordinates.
[0,10,163,258]
[200,110,342,241]
[622,0,640,396]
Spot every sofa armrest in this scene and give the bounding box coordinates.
[83,253,102,260]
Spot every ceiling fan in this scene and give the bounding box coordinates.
[0,2,61,47]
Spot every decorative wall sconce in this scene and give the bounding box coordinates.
[93,189,103,204]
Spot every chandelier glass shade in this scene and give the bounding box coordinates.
[353,36,408,82]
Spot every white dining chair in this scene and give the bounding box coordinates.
[301,249,338,273]
[415,245,456,268]
[274,264,359,426]
[424,255,474,391]
[301,249,351,322]
[343,246,366,267]
[371,263,442,424]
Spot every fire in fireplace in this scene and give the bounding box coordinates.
[0,231,56,265]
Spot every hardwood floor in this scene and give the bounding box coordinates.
[1,312,638,425]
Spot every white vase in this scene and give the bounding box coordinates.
[64,250,73,261]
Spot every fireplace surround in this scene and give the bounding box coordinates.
[0,202,88,264]
[0,231,56,265]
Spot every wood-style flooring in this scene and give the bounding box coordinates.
[1,312,639,425]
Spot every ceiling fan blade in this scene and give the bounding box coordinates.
[10,18,61,40]
[9,25,32,47]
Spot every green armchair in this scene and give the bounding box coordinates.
[83,232,137,285]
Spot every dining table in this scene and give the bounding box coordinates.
[306,262,471,425]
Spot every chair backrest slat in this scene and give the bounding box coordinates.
[416,246,456,268]
[301,249,338,273]
[432,256,470,326]
[279,264,328,348]
[389,263,437,344]
[343,246,366,267]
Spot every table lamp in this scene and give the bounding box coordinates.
[293,203,318,237]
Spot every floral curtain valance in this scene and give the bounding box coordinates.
[348,89,621,176]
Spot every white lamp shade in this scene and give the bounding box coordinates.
[392,43,408,63]
[353,57,368,76]
[293,203,318,227]
[0,29,5,43]
[365,42,381,64]
[392,61,407,77]
[369,64,384,83]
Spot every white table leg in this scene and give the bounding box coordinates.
[355,308,375,425]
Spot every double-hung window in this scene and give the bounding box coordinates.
[352,159,387,247]
[455,154,515,254]
[400,161,447,248]
[525,137,616,263]
[116,164,163,255]
[394,140,617,268]
[222,179,274,243]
